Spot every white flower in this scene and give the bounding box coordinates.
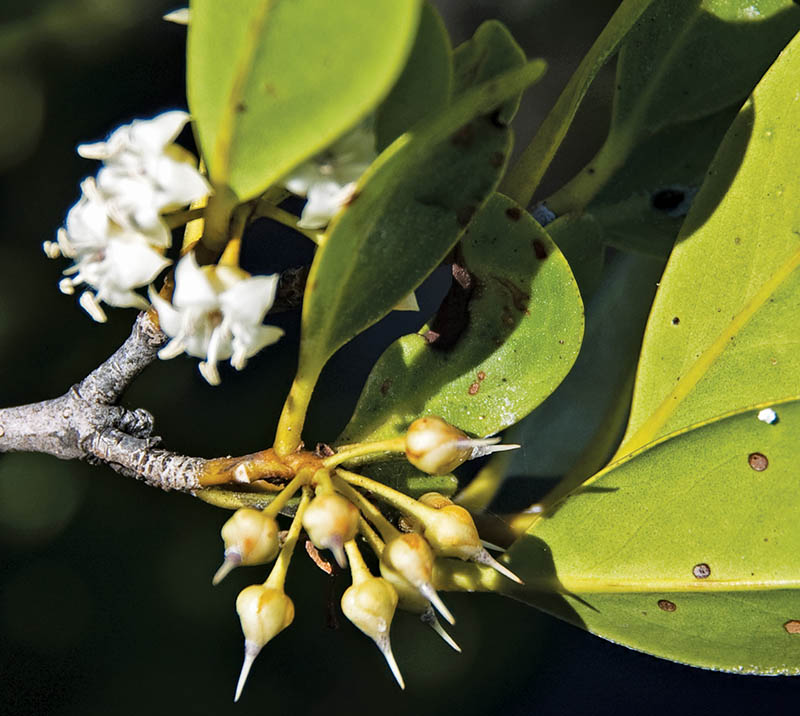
[54,178,171,322]
[79,111,210,244]
[150,253,284,385]
[283,122,376,229]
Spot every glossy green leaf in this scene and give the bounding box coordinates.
[546,1,799,216]
[508,252,662,480]
[501,0,654,206]
[187,0,421,201]
[613,0,800,145]
[452,20,525,123]
[375,1,452,151]
[297,61,547,385]
[339,193,583,443]
[586,107,738,258]
[506,398,800,674]
[617,33,800,458]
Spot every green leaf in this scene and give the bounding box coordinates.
[375,1,452,151]
[508,252,662,480]
[506,398,800,674]
[187,0,421,201]
[613,0,800,145]
[545,1,800,216]
[452,20,525,123]
[616,32,800,458]
[501,0,655,206]
[339,193,583,443]
[585,106,738,258]
[297,61,547,386]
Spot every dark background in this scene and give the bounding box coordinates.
[0,1,797,714]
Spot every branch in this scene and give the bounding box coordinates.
[0,312,210,490]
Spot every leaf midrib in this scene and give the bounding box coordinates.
[614,246,800,459]
[558,576,800,594]
[211,0,277,186]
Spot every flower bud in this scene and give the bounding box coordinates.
[234,584,294,701]
[405,417,471,474]
[418,491,454,510]
[405,416,519,475]
[213,508,279,585]
[423,504,522,584]
[341,577,404,688]
[301,492,358,568]
[380,533,454,624]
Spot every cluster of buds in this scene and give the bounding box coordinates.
[213,417,521,700]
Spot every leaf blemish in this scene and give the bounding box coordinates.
[671,316,680,325]
[748,452,769,471]
[468,381,480,395]
[380,379,392,396]
[490,151,505,168]
[477,371,486,381]
[784,621,800,635]
[692,563,711,579]
[505,206,521,221]
[532,239,548,260]
[657,599,677,612]
[451,123,475,147]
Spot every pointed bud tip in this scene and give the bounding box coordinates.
[234,641,262,702]
[378,637,405,690]
[419,582,455,625]
[477,550,523,584]
[212,557,238,586]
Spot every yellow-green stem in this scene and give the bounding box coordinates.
[263,469,313,519]
[273,363,321,456]
[331,473,398,543]
[336,468,435,526]
[164,206,205,229]
[200,187,239,253]
[322,437,407,469]
[265,485,312,591]
[344,540,372,584]
[358,516,385,558]
[256,202,324,245]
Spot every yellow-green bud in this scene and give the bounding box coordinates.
[381,533,454,624]
[405,416,520,475]
[234,584,294,701]
[301,492,358,568]
[405,417,471,474]
[213,508,279,585]
[423,504,482,561]
[418,491,454,510]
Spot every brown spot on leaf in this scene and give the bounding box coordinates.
[477,371,486,381]
[505,206,522,221]
[784,620,800,634]
[235,101,248,113]
[423,329,440,344]
[451,123,474,147]
[468,382,480,395]
[748,452,769,471]
[425,258,474,351]
[692,563,711,579]
[380,379,392,396]
[494,275,530,313]
[658,599,677,612]
[734,237,742,245]
[532,239,548,260]
[672,317,680,325]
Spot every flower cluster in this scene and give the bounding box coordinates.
[46,111,210,322]
[150,254,284,386]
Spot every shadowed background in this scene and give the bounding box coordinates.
[0,1,797,714]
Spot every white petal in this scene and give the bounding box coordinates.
[219,274,279,325]
[163,8,190,24]
[173,253,219,309]
[149,290,184,340]
[198,360,221,386]
[105,238,171,289]
[231,325,284,370]
[297,181,352,229]
[129,111,190,155]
